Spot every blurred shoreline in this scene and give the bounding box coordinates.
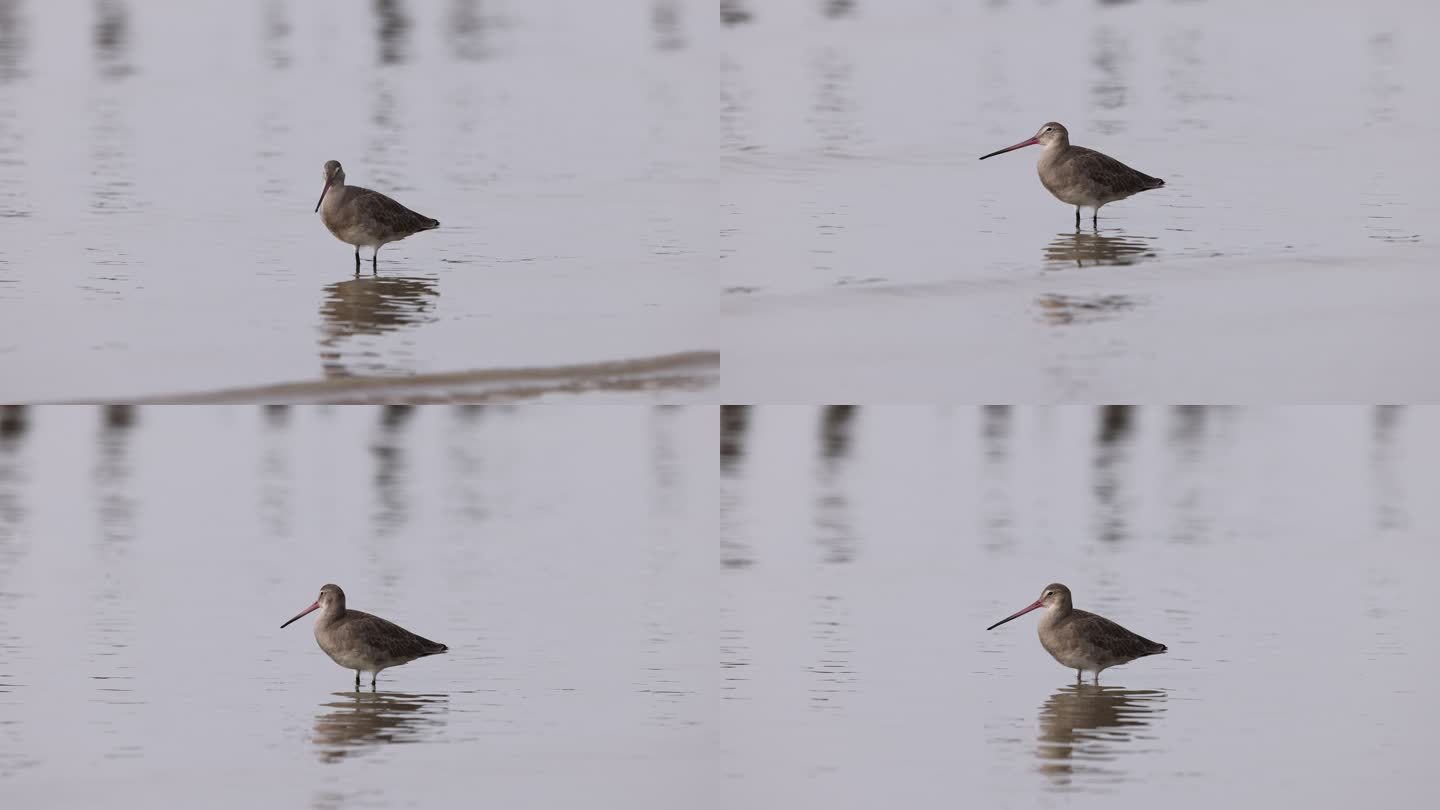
[69,350,720,405]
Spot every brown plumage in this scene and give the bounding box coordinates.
[314,160,440,273]
[987,583,1166,683]
[979,122,1164,228]
[281,583,447,690]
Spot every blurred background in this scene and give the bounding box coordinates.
[0,0,715,402]
[721,405,1438,807]
[720,0,1440,401]
[0,404,712,808]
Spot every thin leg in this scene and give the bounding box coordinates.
[371,672,378,689]
[354,246,361,273]
[354,670,361,690]
[1075,669,1082,683]
[372,247,379,273]
[1093,672,1100,684]
[1092,209,1098,227]
[1074,207,1080,229]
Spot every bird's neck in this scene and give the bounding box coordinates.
[319,184,344,212]
[1040,603,1071,625]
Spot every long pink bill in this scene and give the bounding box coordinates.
[986,598,1044,631]
[978,136,1040,161]
[280,600,320,629]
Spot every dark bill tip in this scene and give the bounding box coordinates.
[314,180,333,213]
[281,600,320,629]
[986,598,1044,631]
[978,137,1040,161]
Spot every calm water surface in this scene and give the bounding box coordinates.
[721,0,1440,400]
[0,1,714,401]
[0,405,711,807]
[720,406,1438,807]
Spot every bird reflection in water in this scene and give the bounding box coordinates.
[652,1,684,51]
[720,405,753,570]
[1035,231,1154,324]
[1034,293,1137,326]
[373,0,409,66]
[814,405,856,564]
[312,691,448,764]
[317,275,439,378]
[1035,684,1166,790]
[1043,229,1156,269]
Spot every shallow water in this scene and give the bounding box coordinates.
[0,405,712,807]
[0,1,714,402]
[720,406,1439,807]
[720,0,1440,401]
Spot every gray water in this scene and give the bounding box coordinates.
[0,405,712,807]
[0,1,714,402]
[720,0,1440,401]
[720,406,1439,807]
[4,1,1438,807]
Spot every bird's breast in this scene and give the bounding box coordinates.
[1038,617,1099,670]
[319,191,378,248]
[315,625,370,670]
[1037,161,1100,207]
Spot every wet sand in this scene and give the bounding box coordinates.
[129,350,719,404]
